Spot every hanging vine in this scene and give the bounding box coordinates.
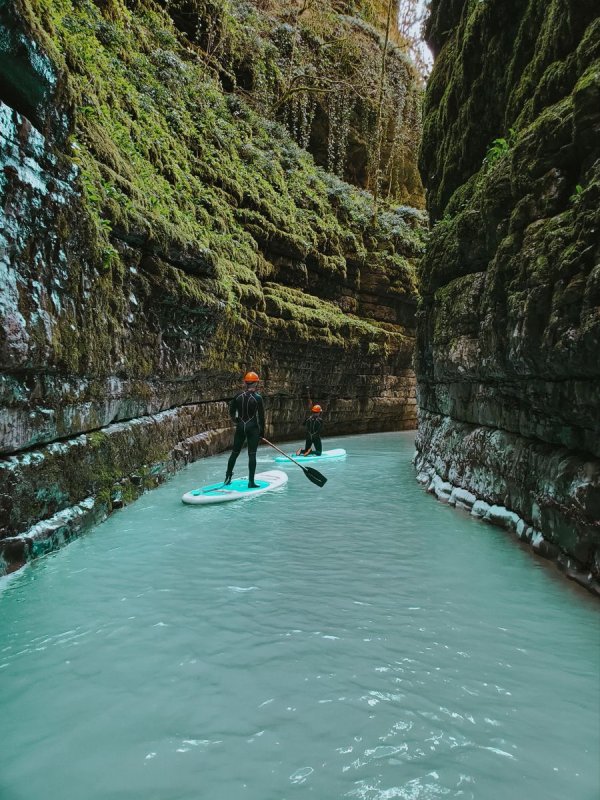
[162,0,424,205]
[371,0,395,220]
[327,87,354,176]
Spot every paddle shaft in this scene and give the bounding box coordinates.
[261,437,309,470]
[261,437,327,487]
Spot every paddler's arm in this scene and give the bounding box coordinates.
[257,393,266,437]
[305,385,312,412]
[228,394,238,422]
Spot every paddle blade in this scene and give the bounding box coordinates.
[304,466,327,487]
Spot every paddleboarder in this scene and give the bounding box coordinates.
[225,371,265,488]
[297,396,323,457]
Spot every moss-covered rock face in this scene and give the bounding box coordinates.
[161,0,424,205]
[416,0,600,586]
[0,0,424,564]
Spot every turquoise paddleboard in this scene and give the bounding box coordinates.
[182,469,288,505]
[274,448,346,463]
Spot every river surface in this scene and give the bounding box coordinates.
[1,432,599,800]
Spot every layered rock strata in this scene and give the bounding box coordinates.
[0,1,423,571]
[416,0,600,591]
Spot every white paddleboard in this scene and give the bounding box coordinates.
[274,448,346,463]
[182,469,288,505]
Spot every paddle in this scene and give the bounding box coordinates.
[261,437,327,488]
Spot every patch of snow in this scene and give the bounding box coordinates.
[484,505,520,531]
[531,530,544,549]
[450,487,477,509]
[429,474,452,502]
[471,500,490,519]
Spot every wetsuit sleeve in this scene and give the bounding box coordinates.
[229,395,238,422]
[257,394,265,435]
[314,418,322,434]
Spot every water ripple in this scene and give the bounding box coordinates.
[0,432,598,800]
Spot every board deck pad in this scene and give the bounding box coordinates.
[192,478,269,496]
[182,469,288,505]
[274,448,346,463]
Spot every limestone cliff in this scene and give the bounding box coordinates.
[416,0,600,592]
[0,0,424,569]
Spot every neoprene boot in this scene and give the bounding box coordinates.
[224,472,233,485]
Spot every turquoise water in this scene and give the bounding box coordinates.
[1,432,598,800]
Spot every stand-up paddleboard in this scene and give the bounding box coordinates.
[182,469,288,505]
[274,448,346,464]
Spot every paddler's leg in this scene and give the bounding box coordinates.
[313,434,322,456]
[225,424,245,484]
[247,427,260,488]
[302,435,312,456]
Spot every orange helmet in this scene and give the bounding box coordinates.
[244,371,259,383]
[311,404,322,413]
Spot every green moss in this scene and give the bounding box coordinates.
[88,430,107,448]
[421,3,598,221]
[13,0,423,382]
[505,0,568,125]
[262,282,408,346]
[574,65,600,95]
[183,0,426,204]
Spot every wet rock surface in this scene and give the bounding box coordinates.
[416,0,600,587]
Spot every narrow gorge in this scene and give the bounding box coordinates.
[1,0,425,568]
[1,0,599,595]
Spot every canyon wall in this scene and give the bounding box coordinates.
[0,0,424,570]
[416,0,600,591]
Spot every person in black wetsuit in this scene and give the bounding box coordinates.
[298,403,323,456]
[224,371,265,488]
